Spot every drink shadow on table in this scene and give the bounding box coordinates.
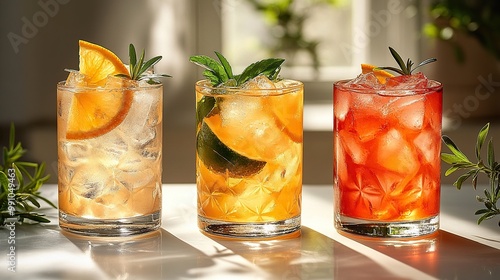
[350,229,500,280]
[63,228,215,279]
[209,226,414,280]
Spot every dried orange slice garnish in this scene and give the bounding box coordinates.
[361,63,394,84]
[65,40,133,140]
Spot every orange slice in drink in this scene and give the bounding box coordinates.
[268,88,303,143]
[66,89,134,140]
[361,63,394,84]
[65,40,132,140]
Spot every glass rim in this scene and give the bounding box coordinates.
[195,79,303,96]
[334,79,443,96]
[57,80,163,91]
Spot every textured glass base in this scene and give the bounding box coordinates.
[59,211,161,237]
[198,215,301,239]
[335,214,439,238]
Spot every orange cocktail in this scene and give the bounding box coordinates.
[196,77,303,238]
[57,41,164,236]
[334,70,442,238]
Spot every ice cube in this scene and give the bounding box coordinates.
[64,70,87,87]
[117,153,143,171]
[373,129,418,175]
[219,95,263,126]
[119,91,159,147]
[413,129,439,166]
[141,146,161,160]
[339,130,368,164]
[95,182,131,206]
[61,141,91,163]
[92,134,129,167]
[242,75,277,92]
[345,73,384,89]
[69,164,110,199]
[353,91,376,108]
[384,95,425,130]
[134,127,157,148]
[334,134,348,183]
[351,114,385,142]
[384,72,429,90]
[273,79,301,89]
[334,92,350,121]
[116,168,156,189]
[104,75,136,89]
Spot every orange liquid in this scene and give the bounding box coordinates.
[196,80,303,223]
[334,81,442,221]
[57,86,162,220]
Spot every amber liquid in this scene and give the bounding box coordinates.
[196,80,303,234]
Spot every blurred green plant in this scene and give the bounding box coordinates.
[424,0,500,63]
[245,0,345,70]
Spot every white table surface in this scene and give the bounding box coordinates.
[1,184,499,280]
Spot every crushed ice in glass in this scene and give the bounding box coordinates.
[346,72,430,94]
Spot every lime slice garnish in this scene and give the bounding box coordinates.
[197,121,266,177]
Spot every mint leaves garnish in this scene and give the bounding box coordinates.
[190,51,284,86]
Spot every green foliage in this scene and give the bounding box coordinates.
[245,0,345,69]
[425,0,500,62]
[441,123,500,226]
[189,51,284,87]
[0,124,55,225]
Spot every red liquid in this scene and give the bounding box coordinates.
[334,80,442,222]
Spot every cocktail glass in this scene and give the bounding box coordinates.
[333,75,442,238]
[57,79,163,236]
[196,77,303,238]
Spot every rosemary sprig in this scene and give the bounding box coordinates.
[117,44,171,84]
[0,124,56,225]
[441,123,500,226]
[377,47,437,76]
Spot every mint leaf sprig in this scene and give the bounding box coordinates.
[117,44,171,84]
[189,51,284,86]
[441,123,500,226]
[377,47,437,76]
[0,124,56,225]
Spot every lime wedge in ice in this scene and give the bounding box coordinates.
[197,121,266,177]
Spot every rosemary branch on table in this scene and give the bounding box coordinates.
[441,123,500,226]
[0,124,56,225]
